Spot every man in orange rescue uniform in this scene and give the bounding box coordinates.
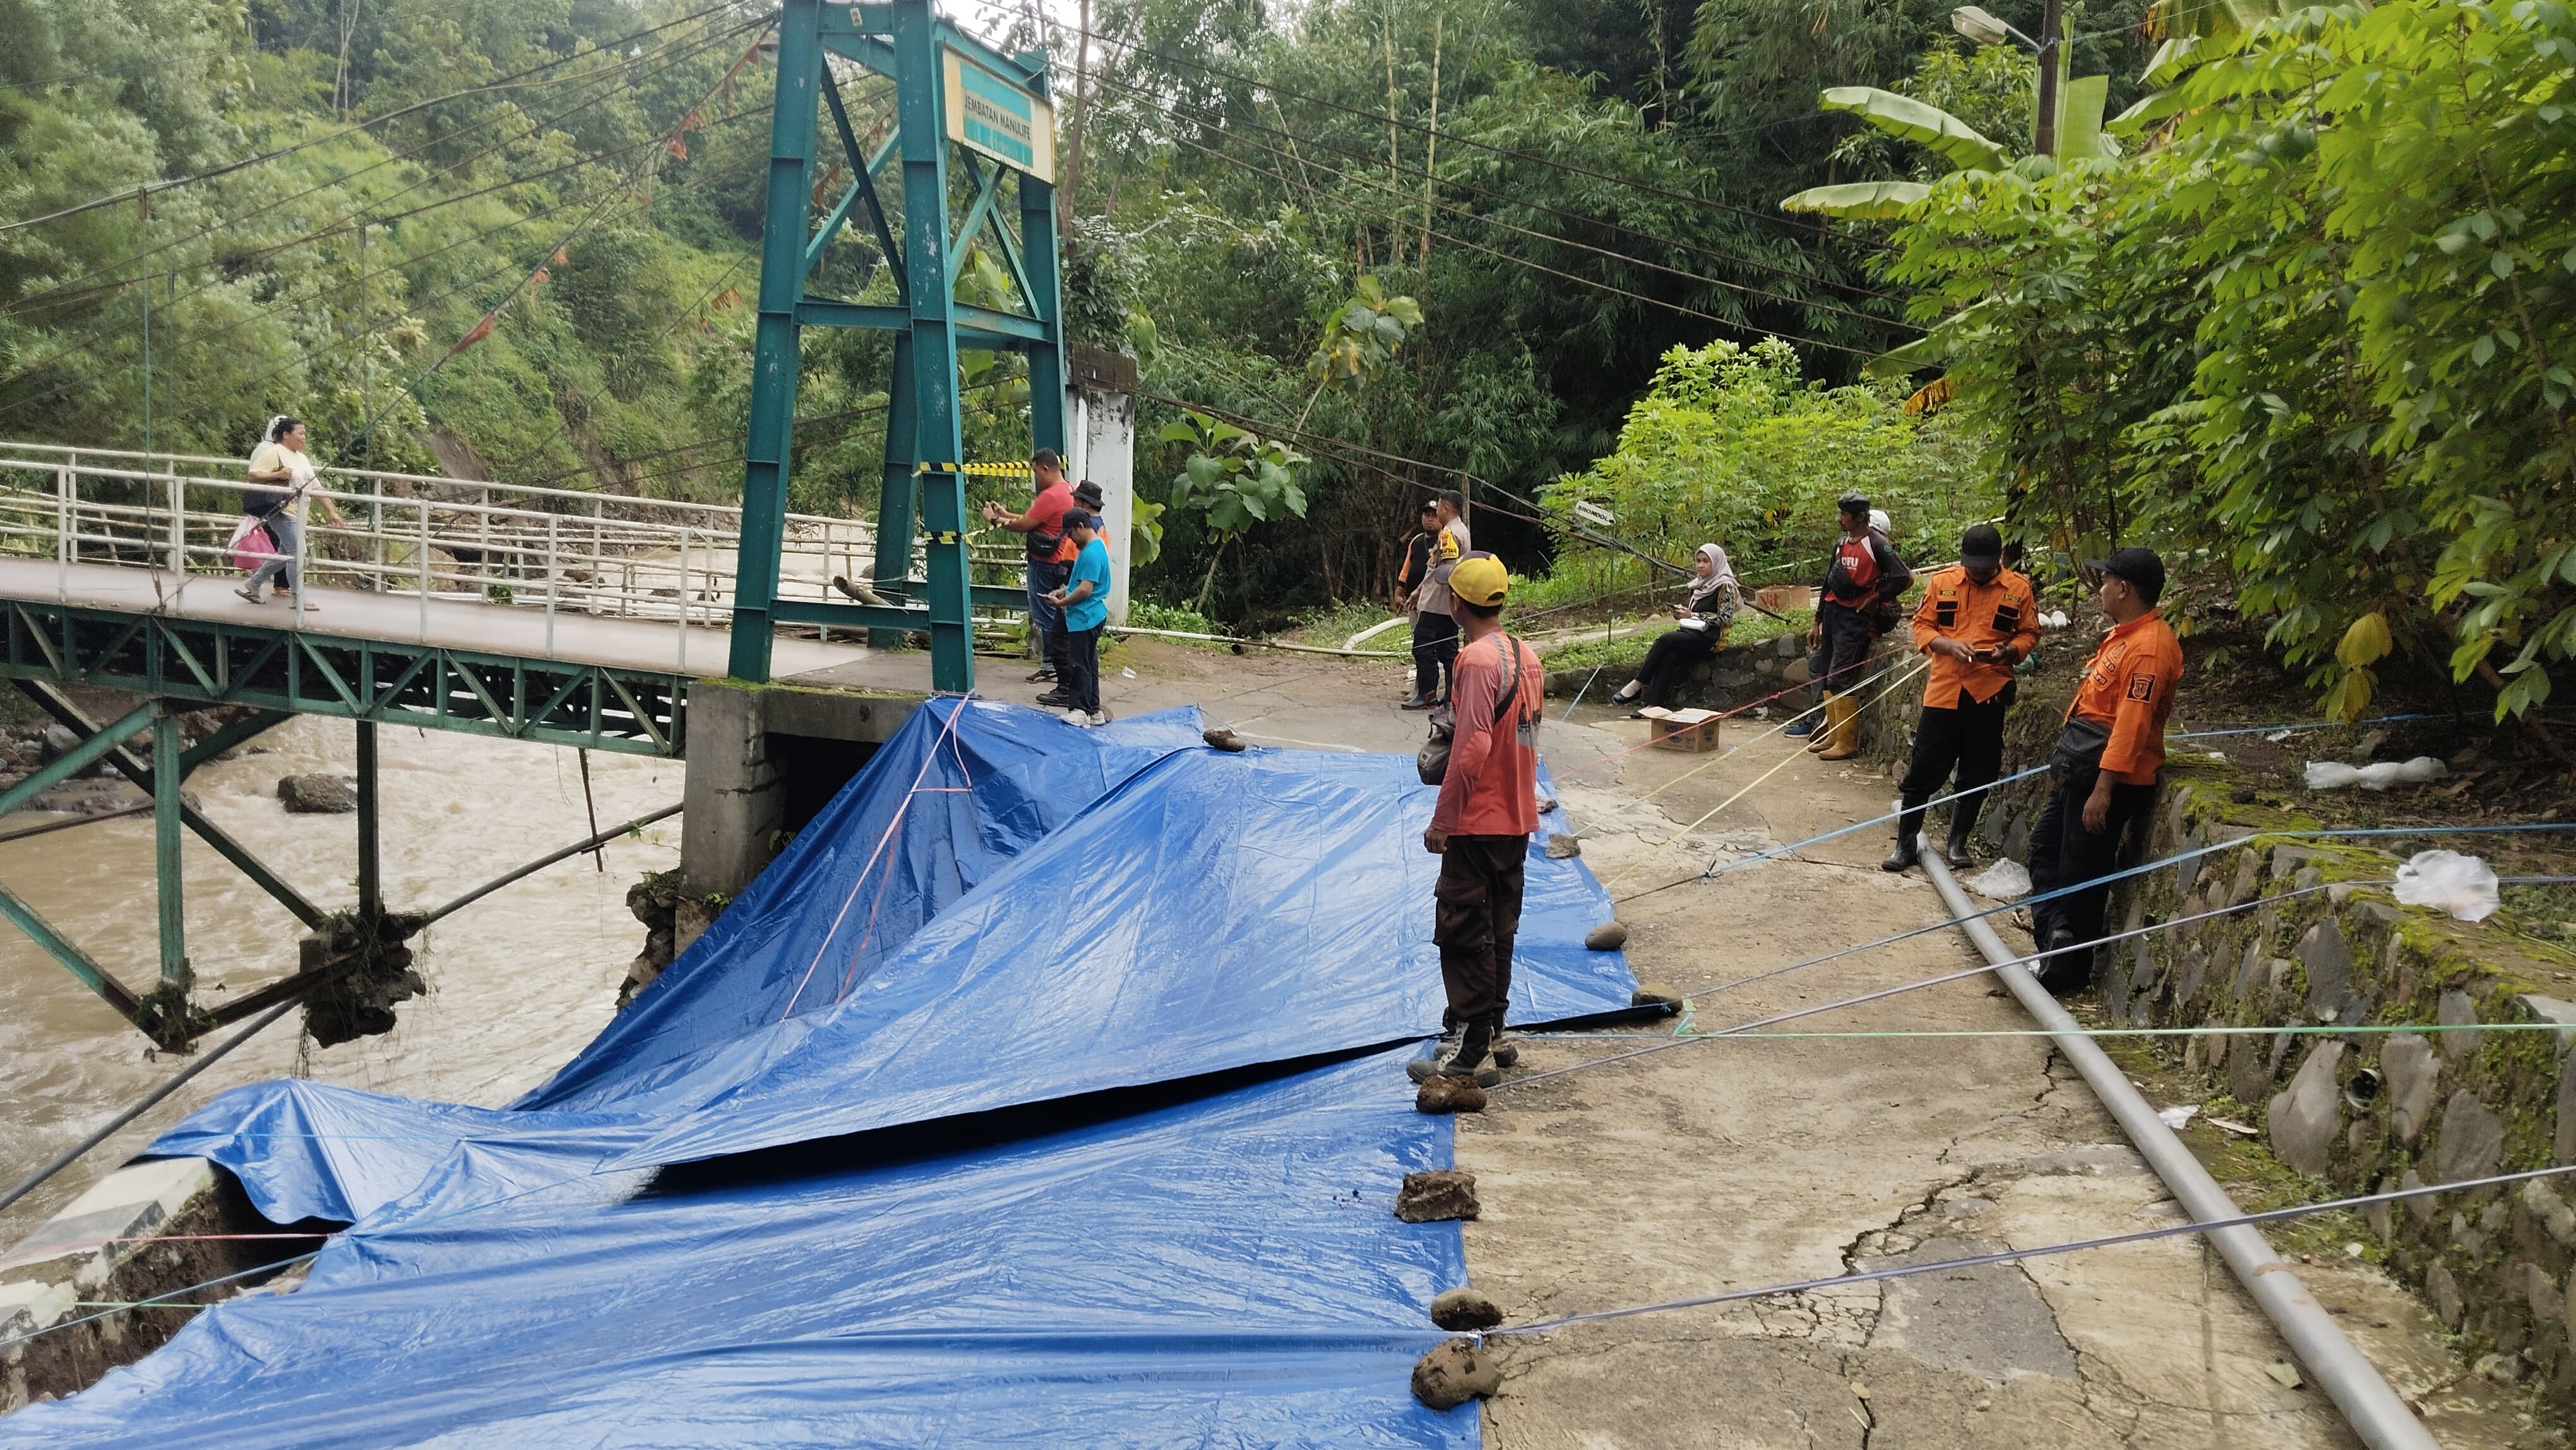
[2026,547,2185,992]
[1884,524,2041,873]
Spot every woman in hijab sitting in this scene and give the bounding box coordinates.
[1609,543,1739,714]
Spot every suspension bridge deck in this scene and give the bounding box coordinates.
[0,560,934,757]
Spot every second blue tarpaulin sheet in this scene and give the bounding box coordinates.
[21,698,1641,1446]
[8,1052,1473,1449]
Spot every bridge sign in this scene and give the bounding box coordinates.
[943,48,1053,181]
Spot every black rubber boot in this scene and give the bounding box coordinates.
[1486,1014,1518,1070]
[2035,924,2089,995]
[1944,803,1980,868]
[1882,792,1926,872]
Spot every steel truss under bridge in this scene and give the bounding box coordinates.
[729,0,1067,693]
[3,600,684,756]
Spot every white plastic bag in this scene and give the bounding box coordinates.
[2392,850,2500,923]
[1967,858,2032,901]
[2039,609,2071,629]
[2303,757,2448,791]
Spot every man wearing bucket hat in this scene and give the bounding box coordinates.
[1884,524,2040,872]
[2024,546,2183,991]
[1411,553,1544,1084]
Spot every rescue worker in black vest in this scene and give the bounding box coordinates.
[1788,493,1911,761]
[1884,524,2041,873]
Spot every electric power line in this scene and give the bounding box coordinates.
[4,13,765,326]
[0,1,757,236]
[1111,80,1912,334]
[1139,118,1893,359]
[0,27,769,412]
[1092,31,1893,252]
[145,111,769,445]
[1097,71,1895,304]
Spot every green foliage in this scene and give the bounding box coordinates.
[0,0,770,495]
[1539,338,1991,582]
[1159,407,1311,609]
[1306,273,1424,386]
[1819,87,2009,172]
[1871,0,2576,722]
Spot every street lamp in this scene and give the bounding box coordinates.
[1950,6,2033,48]
[1950,4,2063,157]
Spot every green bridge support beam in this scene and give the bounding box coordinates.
[730,0,1064,691]
[151,700,190,1000]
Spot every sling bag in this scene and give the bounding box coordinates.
[1417,633,1524,788]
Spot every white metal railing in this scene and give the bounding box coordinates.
[0,441,1033,666]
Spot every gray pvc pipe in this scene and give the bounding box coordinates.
[1916,841,2437,1450]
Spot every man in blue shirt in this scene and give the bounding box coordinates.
[1046,512,1114,726]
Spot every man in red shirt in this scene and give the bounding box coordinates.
[1411,553,1544,1084]
[982,450,1076,697]
[2026,547,2185,992]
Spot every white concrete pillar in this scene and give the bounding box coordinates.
[1064,347,1138,624]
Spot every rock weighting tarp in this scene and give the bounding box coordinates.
[2,698,1638,1447]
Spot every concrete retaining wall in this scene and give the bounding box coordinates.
[1889,650,2576,1408]
[1541,630,1815,711]
[1,1158,321,1413]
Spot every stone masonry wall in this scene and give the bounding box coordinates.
[1880,652,2576,1411]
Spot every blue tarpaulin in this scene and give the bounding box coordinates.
[5,698,1637,1445]
[8,1053,1473,1449]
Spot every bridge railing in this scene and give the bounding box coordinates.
[0,443,1034,659]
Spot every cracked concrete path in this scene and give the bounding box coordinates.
[1092,640,2551,1448]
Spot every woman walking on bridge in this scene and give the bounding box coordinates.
[234,416,343,611]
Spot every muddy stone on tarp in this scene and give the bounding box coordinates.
[1415,1077,1488,1115]
[1429,1287,1504,1331]
[1395,1170,1480,1222]
[1410,1338,1503,1410]
[1584,921,1628,951]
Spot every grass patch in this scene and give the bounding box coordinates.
[1285,600,1405,649]
[2083,1015,2381,1265]
[1529,606,1811,676]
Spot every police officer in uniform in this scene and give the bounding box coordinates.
[1885,524,2040,872]
[2026,547,2185,991]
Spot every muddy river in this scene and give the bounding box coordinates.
[0,715,681,1237]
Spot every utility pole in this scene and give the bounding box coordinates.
[2032,0,2063,157]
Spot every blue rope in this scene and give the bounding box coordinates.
[1561,661,1609,723]
[1673,819,2576,1003]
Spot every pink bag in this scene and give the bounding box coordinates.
[228,517,278,572]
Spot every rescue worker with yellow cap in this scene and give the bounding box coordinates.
[2025,547,2185,992]
[1410,552,1544,1085]
[1885,524,2040,872]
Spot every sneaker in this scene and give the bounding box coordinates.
[1034,690,1073,708]
[1088,710,1111,726]
[1062,707,1094,728]
[1782,718,1816,738]
[1027,666,1056,683]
